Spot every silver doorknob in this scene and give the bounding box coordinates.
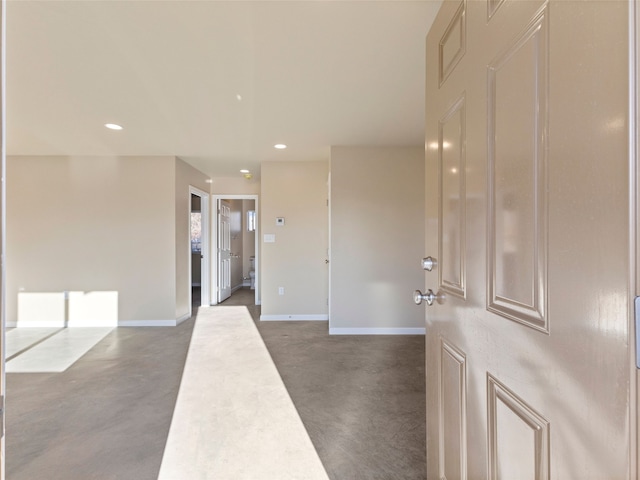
[422,256,437,271]
[413,289,444,306]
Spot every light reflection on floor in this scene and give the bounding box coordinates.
[6,327,114,373]
[158,305,329,480]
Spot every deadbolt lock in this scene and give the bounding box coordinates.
[422,256,437,271]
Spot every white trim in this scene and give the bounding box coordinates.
[119,320,179,327]
[1,0,7,447]
[231,284,244,293]
[329,327,426,335]
[327,172,332,325]
[260,314,329,321]
[8,321,118,328]
[8,317,194,328]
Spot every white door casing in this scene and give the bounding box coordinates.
[424,1,633,478]
[0,0,6,475]
[218,199,232,303]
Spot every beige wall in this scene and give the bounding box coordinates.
[211,176,260,195]
[260,161,328,319]
[175,158,210,319]
[330,147,425,333]
[7,155,177,325]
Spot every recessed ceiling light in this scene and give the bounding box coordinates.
[274,144,287,149]
[105,123,123,130]
[240,169,250,173]
[236,94,243,101]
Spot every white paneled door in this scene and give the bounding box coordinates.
[217,200,232,303]
[423,1,633,478]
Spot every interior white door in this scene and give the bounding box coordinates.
[218,199,232,303]
[424,1,632,478]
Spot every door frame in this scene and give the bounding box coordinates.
[211,194,260,306]
[189,186,210,312]
[630,0,638,476]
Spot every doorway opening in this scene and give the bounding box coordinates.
[213,195,260,306]
[189,187,210,314]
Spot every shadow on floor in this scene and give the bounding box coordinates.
[245,290,426,480]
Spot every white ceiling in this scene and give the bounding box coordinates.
[7,1,442,179]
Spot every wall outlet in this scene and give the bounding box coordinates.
[278,287,285,295]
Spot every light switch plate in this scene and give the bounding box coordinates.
[264,234,276,243]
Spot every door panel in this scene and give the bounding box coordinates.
[487,374,549,480]
[439,339,467,480]
[439,94,466,298]
[487,5,548,332]
[425,1,631,478]
[218,200,232,303]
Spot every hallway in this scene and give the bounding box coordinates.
[6,289,425,479]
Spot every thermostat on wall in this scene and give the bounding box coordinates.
[276,217,285,226]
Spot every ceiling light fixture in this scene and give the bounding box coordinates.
[105,123,123,130]
[240,169,250,173]
[274,144,287,149]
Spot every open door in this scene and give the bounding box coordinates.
[422,1,633,478]
[217,199,231,303]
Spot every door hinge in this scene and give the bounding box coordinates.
[0,394,4,438]
[635,297,640,368]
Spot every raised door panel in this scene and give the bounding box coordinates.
[439,95,466,299]
[487,6,548,333]
[487,374,549,480]
[439,339,467,480]
[425,1,631,479]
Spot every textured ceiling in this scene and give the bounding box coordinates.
[7,1,442,178]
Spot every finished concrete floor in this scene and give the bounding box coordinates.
[6,288,426,479]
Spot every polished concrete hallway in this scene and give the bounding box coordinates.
[6,288,425,479]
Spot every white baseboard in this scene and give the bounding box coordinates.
[260,314,329,321]
[8,321,118,328]
[9,318,192,328]
[118,319,177,327]
[231,284,244,293]
[329,327,426,335]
